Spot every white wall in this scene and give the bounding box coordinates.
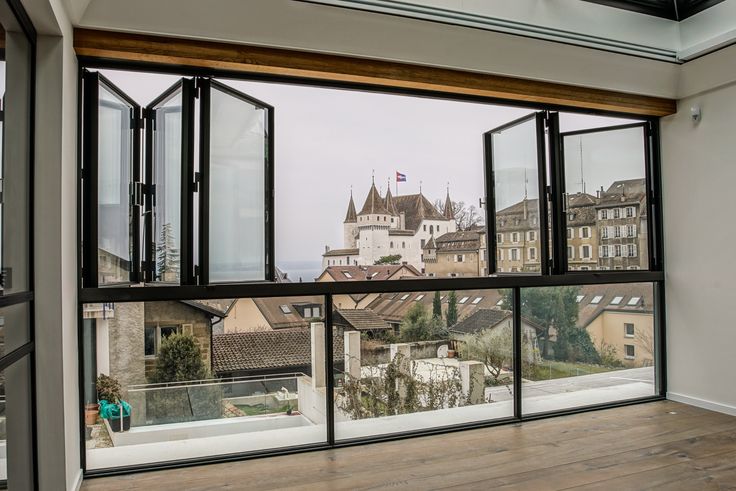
[661,56,736,414]
[22,0,83,488]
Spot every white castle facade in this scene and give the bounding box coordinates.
[322,181,457,272]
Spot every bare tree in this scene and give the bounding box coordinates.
[434,199,484,231]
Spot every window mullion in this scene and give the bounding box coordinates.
[546,111,567,275]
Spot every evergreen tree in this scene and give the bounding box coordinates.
[432,291,442,320]
[400,302,447,342]
[156,223,180,281]
[151,333,208,383]
[445,291,458,327]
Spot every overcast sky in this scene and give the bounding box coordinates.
[99,69,642,265]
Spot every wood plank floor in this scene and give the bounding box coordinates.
[82,401,736,491]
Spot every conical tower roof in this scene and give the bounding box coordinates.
[423,234,437,250]
[344,192,357,223]
[443,188,454,220]
[384,187,399,216]
[358,182,390,216]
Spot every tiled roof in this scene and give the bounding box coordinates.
[443,192,454,220]
[384,188,399,216]
[252,296,324,330]
[317,264,421,282]
[323,248,359,257]
[449,309,511,335]
[182,299,236,317]
[358,183,390,216]
[598,178,647,206]
[434,230,481,252]
[212,329,343,374]
[576,283,653,328]
[344,193,357,223]
[423,235,437,250]
[393,193,448,231]
[334,309,391,331]
[497,198,539,215]
[366,289,503,324]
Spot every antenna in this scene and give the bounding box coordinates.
[579,138,585,194]
[523,168,529,199]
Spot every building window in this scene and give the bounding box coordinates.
[566,228,572,239]
[614,208,621,219]
[402,242,406,249]
[628,296,641,306]
[611,296,623,305]
[601,226,609,239]
[581,245,591,259]
[600,245,609,257]
[625,323,635,337]
[567,246,574,259]
[626,206,635,218]
[497,233,503,243]
[415,294,425,301]
[580,227,590,239]
[400,294,410,300]
[528,247,536,260]
[456,254,464,262]
[600,209,608,220]
[458,296,469,304]
[423,225,427,231]
[420,239,425,248]
[614,226,621,238]
[145,324,182,357]
[625,344,635,359]
[511,249,519,261]
[429,225,434,234]
[528,231,536,241]
[627,244,637,257]
[614,245,622,257]
[576,295,585,303]
[390,241,394,248]
[590,295,603,304]
[512,232,519,243]
[627,224,636,238]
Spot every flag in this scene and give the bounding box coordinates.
[396,171,407,182]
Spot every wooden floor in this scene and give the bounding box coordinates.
[82,401,736,491]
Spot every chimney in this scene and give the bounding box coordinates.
[325,245,330,253]
[400,211,406,229]
[523,199,528,220]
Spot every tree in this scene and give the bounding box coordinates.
[156,222,180,281]
[502,286,599,363]
[400,302,447,342]
[151,333,208,383]
[445,291,458,327]
[435,199,483,231]
[374,254,402,265]
[459,326,538,387]
[432,291,442,320]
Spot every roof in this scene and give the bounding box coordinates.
[423,235,437,250]
[358,182,390,216]
[366,289,503,324]
[576,283,654,328]
[449,309,511,335]
[344,193,357,223]
[443,192,454,220]
[598,178,647,206]
[334,309,391,331]
[433,230,482,252]
[212,329,343,374]
[317,264,421,282]
[181,299,236,317]
[568,192,598,207]
[323,248,359,257]
[393,193,449,231]
[384,188,399,216]
[497,198,539,215]
[252,296,325,330]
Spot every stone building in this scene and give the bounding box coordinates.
[323,180,457,272]
[566,193,599,271]
[495,198,541,273]
[423,228,488,277]
[596,179,648,270]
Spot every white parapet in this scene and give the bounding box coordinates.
[459,361,486,405]
[310,322,326,389]
[344,331,361,380]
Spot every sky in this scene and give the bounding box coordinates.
[98,69,643,268]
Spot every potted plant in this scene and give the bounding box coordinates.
[84,402,100,426]
[96,374,131,432]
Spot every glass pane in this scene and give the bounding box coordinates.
[152,89,182,283]
[0,18,32,294]
[0,302,30,357]
[98,84,134,284]
[209,85,267,283]
[333,288,514,441]
[83,296,326,470]
[489,116,542,274]
[563,125,648,271]
[1,355,35,488]
[521,283,655,415]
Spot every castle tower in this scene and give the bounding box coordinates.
[384,186,399,228]
[443,187,454,221]
[343,190,358,248]
[357,180,391,264]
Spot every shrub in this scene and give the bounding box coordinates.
[96,373,122,403]
[151,333,209,383]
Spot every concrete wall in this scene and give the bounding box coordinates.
[661,71,736,415]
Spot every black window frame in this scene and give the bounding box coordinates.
[75,58,667,479]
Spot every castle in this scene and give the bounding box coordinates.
[322,180,457,272]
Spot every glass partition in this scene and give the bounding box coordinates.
[207,81,269,283]
[521,283,656,414]
[82,296,326,470]
[486,113,545,274]
[332,288,515,441]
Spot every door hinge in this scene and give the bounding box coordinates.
[132,181,145,207]
[193,172,201,193]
